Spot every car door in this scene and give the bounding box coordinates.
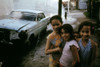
[35,13,46,34]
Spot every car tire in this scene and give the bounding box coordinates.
[29,34,37,48]
[42,27,47,35]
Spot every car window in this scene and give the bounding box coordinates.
[22,15,36,21]
[21,12,36,21]
[10,11,36,21]
[37,13,45,21]
[10,11,45,21]
[10,11,22,19]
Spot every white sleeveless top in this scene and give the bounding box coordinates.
[59,40,79,67]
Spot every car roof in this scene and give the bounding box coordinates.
[12,9,43,14]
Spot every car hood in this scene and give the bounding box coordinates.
[0,19,37,31]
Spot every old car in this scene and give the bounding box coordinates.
[0,9,50,47]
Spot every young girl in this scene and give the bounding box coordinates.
[45,15,63,67]
[73,32,80,40]
[59,24,80,67]
[77,21,98,67]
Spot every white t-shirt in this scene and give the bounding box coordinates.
[59,40,79,67]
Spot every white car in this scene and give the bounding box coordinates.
[0,9,50,47]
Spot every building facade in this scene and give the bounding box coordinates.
[0,0,13,17]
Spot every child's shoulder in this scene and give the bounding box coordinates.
[47,32,56,40]
[76,38,81,42]
[69,40,77,43]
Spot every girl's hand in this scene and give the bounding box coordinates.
[56,47,62,53]
[72,61,76,67]
[70,45,80,67]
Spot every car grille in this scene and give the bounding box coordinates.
[0,29,10,41]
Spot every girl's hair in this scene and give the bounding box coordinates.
[60,24,74,41]
[73,31,80,38]
[74,31,79,35]
[78,21,94,34]
[50,15,63,24]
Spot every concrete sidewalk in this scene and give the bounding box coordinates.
[64,10,100,67]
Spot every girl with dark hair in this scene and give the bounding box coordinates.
[45,15,63,67]
[77,21,98,67]
[59,24,80,67]
[73,32,80,40]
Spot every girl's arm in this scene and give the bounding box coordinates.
[70,45,80,67]
[45,39,61,55]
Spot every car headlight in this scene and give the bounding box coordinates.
[10,31,19,40]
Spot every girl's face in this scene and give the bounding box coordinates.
[61,29,70,41]
[51,19,62,33]
[74,33,79,39]
[80,26,91,40]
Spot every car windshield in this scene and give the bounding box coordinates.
[10,11,36,21]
